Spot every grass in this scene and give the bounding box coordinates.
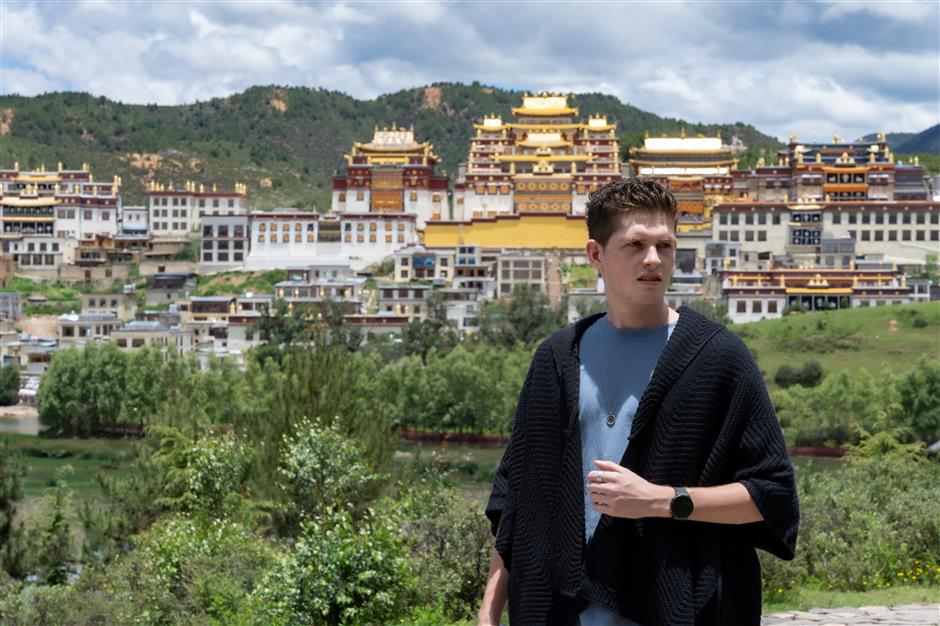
[763,584,938,612]
[3,434,136,502]
[564,264,599,289]
[194,269,286,296]
[731,302,940,389]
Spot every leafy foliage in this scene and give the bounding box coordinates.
[0,364,20,407]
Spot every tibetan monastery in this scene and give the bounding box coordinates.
[331,125,449,228]
[1,162,121,241]
[628,131,737,226]
[452,93,624,220]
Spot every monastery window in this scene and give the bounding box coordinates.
[888,231,897,241]
[307,234,314,243]
[295,235,302,243]
[68,209,76,219]
[234,252,243,262]
[848,212,857,224]
[385,223,393,231]
[730,231,739,242]
[258,234,266,242]
[228,199,234,208]
[903,213,911,224]
[398,223,405,231]
[745,214,754,225]
[357,234,364,243]
[233,240,244,250]
[874,231,883,241]
[84,210,93,220]
[772,213,781,225]
[199,199,206,208]
[203,225,213,237]
[213,199,220,208]
[902,230,911,241]
[410,191,418,202]
[832,212,841,225]
[848,230,856,240]
[282,223,290,231]
[737,301,747,314]
[753,301,762,314]
[916,213,926,224]
[338,192,346,202]
[931,231,938,241]
[875,213,884,225]
[932,213,939,224]
[370,223,377,231]
[356,191,364,201]
[218,252,228,262]
[719,213,727,225]
[730,214,739,225]
[172,198,179,206]
[745,231,754,242]
[295,223,302,231]
[203,251,213,262]
[916,231,925,241]
[202,240,212,250]
[344,234,351,243]
[757,213,767,225]
[386,235,393,244]
[52,243,59,252]
[758,231,767,242]
[370,234,377,243]
[432,194,441,203]
[282,234,289,243]
[357,223,364,231]
[259,223,266,232]
[398,234,405,243]
[862,213,871,225]
[861,231,870,241]
[768,301,778,314]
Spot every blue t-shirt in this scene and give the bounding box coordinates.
[578,314,676,626]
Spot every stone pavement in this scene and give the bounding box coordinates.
[762,604,940,625]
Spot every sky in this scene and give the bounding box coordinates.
[1,0,938,144]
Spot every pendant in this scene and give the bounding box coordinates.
[606,413,616,427]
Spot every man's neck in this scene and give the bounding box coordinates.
[606,301,676,330]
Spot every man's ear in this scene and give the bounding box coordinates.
[586,239,603,269]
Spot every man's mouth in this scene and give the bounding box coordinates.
[637,275,662,283]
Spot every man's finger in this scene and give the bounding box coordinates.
[593,459,625,472]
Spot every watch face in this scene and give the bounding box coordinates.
[671,494,694,519]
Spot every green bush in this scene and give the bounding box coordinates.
[761,435,940,600]
[253,508,412,626]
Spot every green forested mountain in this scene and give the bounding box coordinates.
[0,83,781,210]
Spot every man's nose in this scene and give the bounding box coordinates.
[643,246,661,267]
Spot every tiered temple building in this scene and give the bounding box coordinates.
[331,125,449,228]
[451,93,624,220]
[628,131,737,227]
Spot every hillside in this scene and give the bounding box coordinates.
[731,301,940,388]
[862,124,940,154]
[0,83,781,211]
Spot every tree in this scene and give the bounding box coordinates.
[897,358,940,444]
[402,291,458,362]
[686,299,731,325]
[0,363,20,406]
[921,253,938,282]
[36,476,74,585]
[478,283,566,347]
[0,440,28,577]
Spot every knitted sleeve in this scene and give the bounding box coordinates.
[484,351,535,538]
[725,341,800,561]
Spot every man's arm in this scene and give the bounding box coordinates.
[587,459,763,523]
[477,547,509,626]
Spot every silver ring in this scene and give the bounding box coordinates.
[597,471,605,483]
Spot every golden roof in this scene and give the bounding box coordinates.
[0,196,58,207]
[512,93,578,117]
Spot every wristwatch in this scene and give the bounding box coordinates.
[670,486,694,519]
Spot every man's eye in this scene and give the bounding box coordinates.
[657,243,673,249]
[628,241,642,247]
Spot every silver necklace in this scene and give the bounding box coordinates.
[598,317,659,428]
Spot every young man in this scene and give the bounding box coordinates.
[479,178,799,626]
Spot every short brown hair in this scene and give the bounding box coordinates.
[586,177,678,246]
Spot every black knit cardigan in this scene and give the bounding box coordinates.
[485,308,799,626]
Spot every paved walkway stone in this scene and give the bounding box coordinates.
[762,604,939,626]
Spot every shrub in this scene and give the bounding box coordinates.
[774,364,800,388]
[761,434,940,598]
[253,508,412,626]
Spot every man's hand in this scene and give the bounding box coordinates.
[586,459,672,519]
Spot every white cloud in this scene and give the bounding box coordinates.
[0,0,936,142]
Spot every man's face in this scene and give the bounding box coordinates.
[586,212,677,308]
